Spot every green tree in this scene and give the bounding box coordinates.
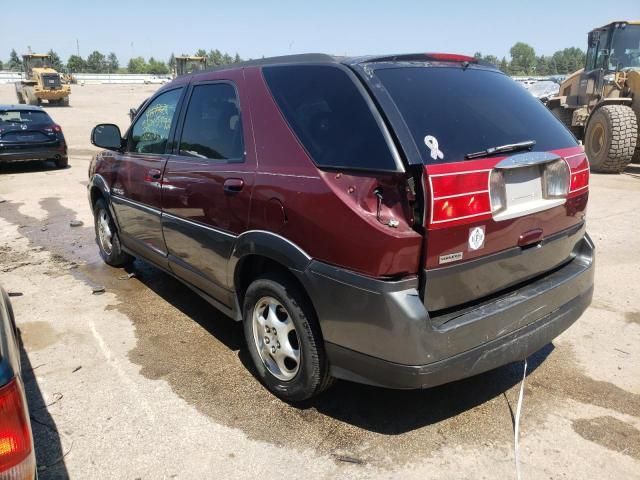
[510,42,536,75]
[233,53,241,63]
[8,49,22,71]
[86,50,106,73]
[66,55,86,73]
[147,57,169,74]
[127,56,147,73]
[0,59,3,70]
[47,50,64,71]
[536,55,549,75]
[106,52,119,73]
[483,54,499,66]
[499,57,509,73]
[208,49,223,66]
[195,49,207,58]
[222,53,233,64]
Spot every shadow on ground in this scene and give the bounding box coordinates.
[0,160,65,175]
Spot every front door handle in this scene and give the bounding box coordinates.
[223,178,244,194]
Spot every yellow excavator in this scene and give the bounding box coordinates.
[15,54,71,106]
[547,21,640,172]
[174,56,207,77]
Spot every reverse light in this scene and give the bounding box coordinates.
[542,159,570,199]
[0,379,35,480]
[489,170,506,214]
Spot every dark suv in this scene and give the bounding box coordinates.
[88,53,594,401]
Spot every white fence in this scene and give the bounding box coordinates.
[0,71,164,85]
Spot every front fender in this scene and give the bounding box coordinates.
[88,174,120,230]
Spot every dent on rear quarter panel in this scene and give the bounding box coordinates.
[242,67,422,278]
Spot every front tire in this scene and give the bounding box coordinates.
[243,273,333,402]
[93,198,133,267]
[586,105,638,173]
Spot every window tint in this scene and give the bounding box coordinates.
[263,65,397,171]
[178,83,244,160]
[0,110,51,124]
[375,66,577,164]
[129,88,182,154]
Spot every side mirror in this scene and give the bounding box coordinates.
[91,124,122,150]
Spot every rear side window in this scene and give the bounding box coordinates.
[374,66,577,164]
[263,65,398,171]
[129,88,182,154]
[178,83,244,161]
[0,110,51,124]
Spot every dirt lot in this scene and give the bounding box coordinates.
[0,83,639,479]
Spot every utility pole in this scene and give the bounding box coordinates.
[76,39,80,57]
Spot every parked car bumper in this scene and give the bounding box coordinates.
[0,147,67,163]
[301,233,594,389]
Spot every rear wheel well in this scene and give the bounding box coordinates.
[234,255,315,319]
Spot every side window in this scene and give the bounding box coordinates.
[178,83,244,161]
[263,65,398,171]
[129,88,182,154]
[594,31,610,70]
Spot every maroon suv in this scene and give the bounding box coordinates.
[88,53,594,401]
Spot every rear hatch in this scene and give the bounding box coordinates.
[354,58,590,313]
[0,109,60,147]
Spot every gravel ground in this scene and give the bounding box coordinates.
[0,83,639,479]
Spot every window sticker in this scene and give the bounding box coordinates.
[424,135,444,160]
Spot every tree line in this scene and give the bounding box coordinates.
[1,42,583,76]
[475,42,586,76]
[0,48,243,74]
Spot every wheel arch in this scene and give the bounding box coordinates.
[229,231,313,320]
[89,174,121,231]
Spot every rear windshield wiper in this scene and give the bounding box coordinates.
[465,140,536,160]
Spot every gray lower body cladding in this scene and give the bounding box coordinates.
[303,234,594,389]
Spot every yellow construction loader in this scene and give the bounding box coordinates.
[547,21,640,172]
[15,54,71,106]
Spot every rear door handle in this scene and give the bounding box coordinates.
[223,178,244,194]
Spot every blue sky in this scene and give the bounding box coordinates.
[2,0,639,63]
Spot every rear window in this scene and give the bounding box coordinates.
[263,65,398,171]
[0,110,51,124]
[374,66,577,164]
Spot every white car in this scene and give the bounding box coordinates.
[143,76,170,85]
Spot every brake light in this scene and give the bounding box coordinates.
[0,378,35,479]
[427,168,492,227]
[565,152,590,196]
[427,53,477,63]
[44,125,61,133]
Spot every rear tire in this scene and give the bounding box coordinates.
[93,198,133,267]
[586,105,637,173]
[24,88,39,106]
[16,92,25,104]
[54,156,68,169]
[242,272,333,402]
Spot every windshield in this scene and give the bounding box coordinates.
[610,25,640,70]
[0,110,51,124]
[374,65,577,164]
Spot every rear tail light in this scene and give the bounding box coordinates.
[542,159,570,198]
[427,168,492,227]
[0,379,35,480]
[44,125,62,133]
[566,152,589,196]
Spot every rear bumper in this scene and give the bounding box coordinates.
[0,148,66,163]
[302,233,594,389]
